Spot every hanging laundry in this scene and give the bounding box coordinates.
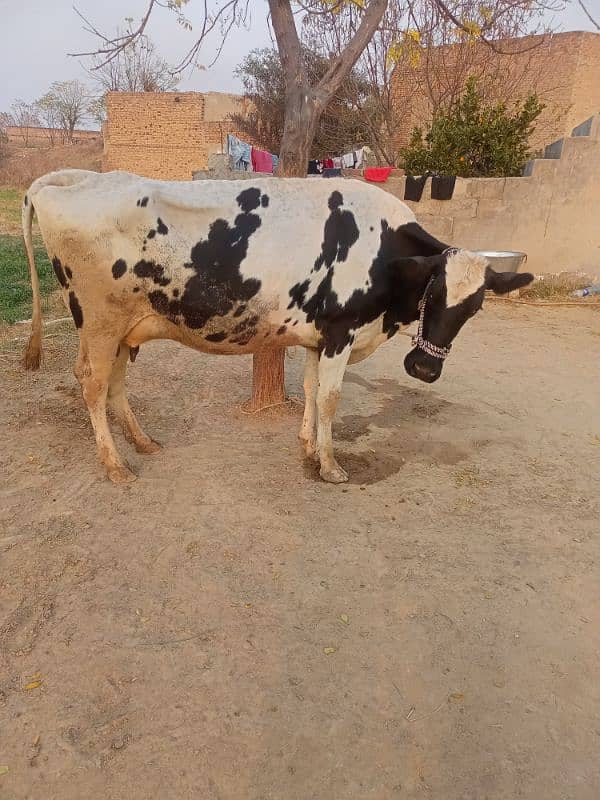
[271,154,279,173]
[308,160,323,175]
[431,175,456,200]
[364,166,393,183]
[322,158,334,169]
[332,156,342,169]
[252,147,274,173]
[354,148,365,168]
[228,134,252,171]
[322,168,342,178]
[341,152,355,169]
[404,174,428,202]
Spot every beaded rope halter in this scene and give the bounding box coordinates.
[411,248,460,361]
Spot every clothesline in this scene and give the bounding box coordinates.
[228,134,369,177]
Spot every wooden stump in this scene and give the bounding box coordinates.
[249,348,286,411]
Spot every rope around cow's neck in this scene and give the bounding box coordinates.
[411,275,452,361]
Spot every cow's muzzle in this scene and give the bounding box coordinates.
[404,348,442,383]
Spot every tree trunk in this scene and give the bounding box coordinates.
[249,88,320,411]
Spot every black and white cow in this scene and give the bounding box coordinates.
[23,169,533,484]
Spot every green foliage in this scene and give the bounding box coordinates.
[401,77,545,178]
[0,235,54,324]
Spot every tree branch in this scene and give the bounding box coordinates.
[317,0,388,103]
[577,0,600,31]
[69,0,157,67]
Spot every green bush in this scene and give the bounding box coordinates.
[401,77,544,178]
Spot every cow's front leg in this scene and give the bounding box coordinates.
[299,348,319,459]
[316,346,351,484]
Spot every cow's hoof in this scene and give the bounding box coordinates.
[320,463,348,484]
[135,437,162,455]
[107,465,137,485]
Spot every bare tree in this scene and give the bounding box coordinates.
[36,81,92,144]
[9,100,40,146]
[304,0,563,165]
[86,30,180,93]
[35,96,63,144]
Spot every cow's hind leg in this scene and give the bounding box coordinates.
[299,348,319,460]
[108,345,161,455]
[74,336,135,484]
[316,346,351,484]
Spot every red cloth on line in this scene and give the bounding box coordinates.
[251,148,273,173]
[322,158,334,169]
[364,166,393,183]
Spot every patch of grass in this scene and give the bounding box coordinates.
[520,272,591,301]
[0,186,23,234]
[0,234,55,324]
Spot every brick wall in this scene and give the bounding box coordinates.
[104,91,258,180]
[391,31,600,153]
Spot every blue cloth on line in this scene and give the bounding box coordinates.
[271,154,279,172]
[227,134,252,171]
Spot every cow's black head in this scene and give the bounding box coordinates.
[404,250,534,383]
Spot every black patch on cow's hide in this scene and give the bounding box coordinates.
[112,259,127,280]
[156,217,169,235]
[233,304,246,317]
[138,197,149,208]
[205,331,227,342]
[130,346,139,362]
[288,211,449,358]
[284,317,291,323]
[52,257,69,289]
[133,259,170,286]
[65,266,73,280]
[313,192,360,273]
[147,229,156,239]
[146,188,265,330]
[172,288,179,298]
[132,287,140,293]
[24,195,28,207]
[68,291,84,328]
[277,325,286,335]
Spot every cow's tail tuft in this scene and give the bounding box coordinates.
[22,193,43,370]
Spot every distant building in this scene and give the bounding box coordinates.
[5,126,102,145]
[391,30,600,152]
[103,91,255,180]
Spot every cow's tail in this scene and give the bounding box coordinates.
[21,169,96,370]
[22,193,42,370]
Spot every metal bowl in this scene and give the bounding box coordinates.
[473,250,527,273]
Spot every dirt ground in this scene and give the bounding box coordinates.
[1,302,599,800]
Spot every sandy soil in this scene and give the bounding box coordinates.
[1,302,599,800]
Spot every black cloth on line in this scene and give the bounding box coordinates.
[431,175,456,200]
[404,174,428,202]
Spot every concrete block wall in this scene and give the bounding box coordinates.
[361,115,600,277]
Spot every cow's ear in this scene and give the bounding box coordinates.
[485,267,534,295]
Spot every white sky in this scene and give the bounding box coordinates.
[0,0,596,115]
